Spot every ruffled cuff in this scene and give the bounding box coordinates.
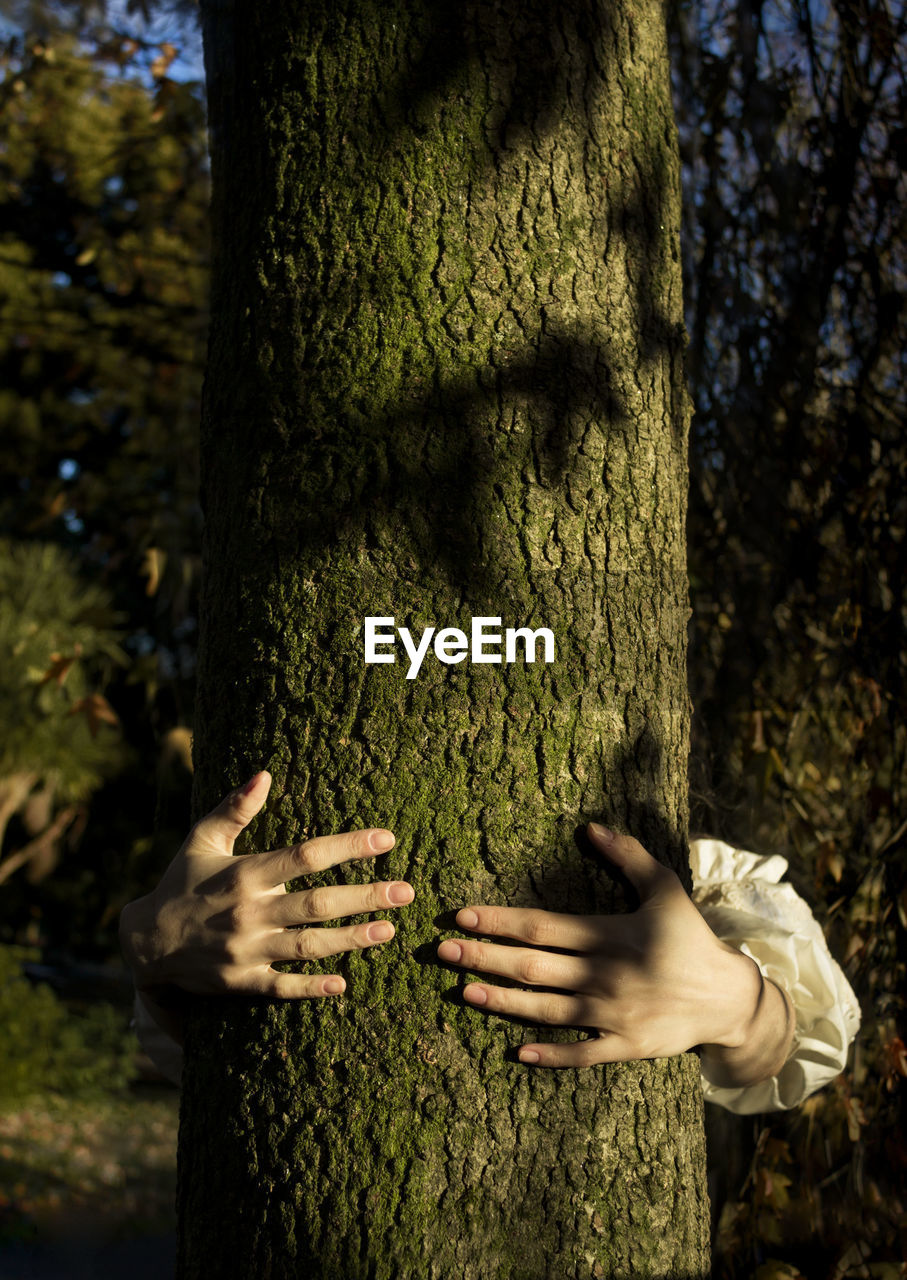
[690,838,861,1115]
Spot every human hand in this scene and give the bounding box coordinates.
[120,770,413,1005]
[437,824,782,1072]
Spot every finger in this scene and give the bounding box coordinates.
[250,971,348,999]
[459,981,598,1028]
[269,879,413,926]
[452,904,608,953]
[517,1035,633,1068]
[255,827,396,887]
[587,824,681,901]
[191,771,272,856]
[268,919,396,963]
[438,938,596,991]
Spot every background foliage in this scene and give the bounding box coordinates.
[671,0,907,1273]
[0,0,903,1274]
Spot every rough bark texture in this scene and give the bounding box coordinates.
[180,1,708,1276]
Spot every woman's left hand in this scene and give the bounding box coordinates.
[437,824,779,1070]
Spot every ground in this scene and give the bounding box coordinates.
[0,1086,178,1278]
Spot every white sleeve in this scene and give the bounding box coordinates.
[690,838,861,1114]
[132,990,184,1086]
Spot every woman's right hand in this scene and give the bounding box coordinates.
[119,770,413,1022]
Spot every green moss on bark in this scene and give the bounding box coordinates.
[180,0,706,1276]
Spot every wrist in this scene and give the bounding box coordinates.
[700,951,796,1088]
[712,947,766,1050]
[119,892,167,990]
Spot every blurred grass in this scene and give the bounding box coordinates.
[0,946,134,1103]
[0,944,178,1251]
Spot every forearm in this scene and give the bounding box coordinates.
[699,951,796,1089]
[135,988,186,1050]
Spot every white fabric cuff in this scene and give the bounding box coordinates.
[690,839,861,1114]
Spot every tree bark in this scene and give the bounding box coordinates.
[180,1,707,1276]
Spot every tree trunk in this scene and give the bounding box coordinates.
[179,1,707,1276]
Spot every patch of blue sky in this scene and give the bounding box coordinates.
[0,1,204,86]
[103,0,204,84]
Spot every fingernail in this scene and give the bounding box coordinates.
[324,977,345,995]
[368,829,395,852]
[242,772,262,796]
[437,940,462,963]
[368,922,394,942]
[463,984,487,1005]
[589,822,614,843]
[519,1048,540,1064]
[388,882,413,905]
[457,908,479,929]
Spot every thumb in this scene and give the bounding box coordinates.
[587,823,678,902]
[193,770,273,855]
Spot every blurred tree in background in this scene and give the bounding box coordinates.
[670,0,907,1273]
[0,0,904,1274]
[0,8,206,950]
[0,538,125,887]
